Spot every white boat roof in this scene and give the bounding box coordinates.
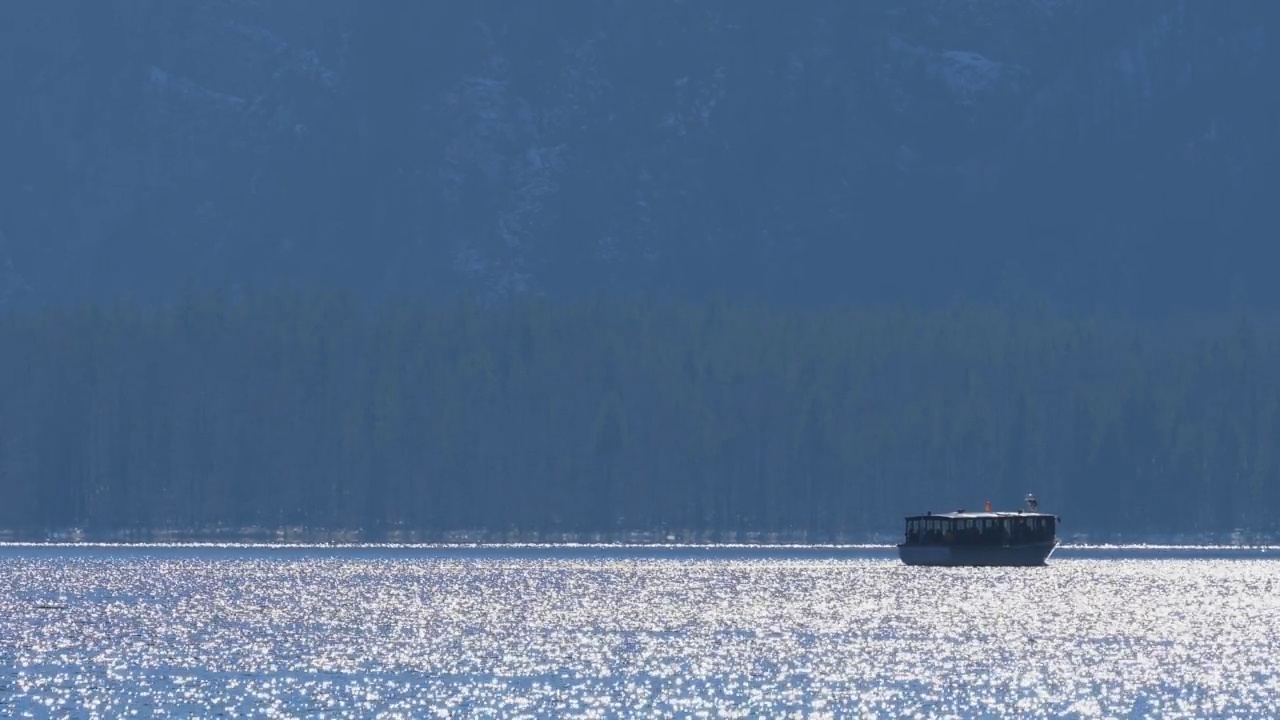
[906,511,1056,520]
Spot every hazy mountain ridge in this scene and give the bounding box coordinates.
[1,1,1273,310]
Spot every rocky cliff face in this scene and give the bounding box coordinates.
[1,1,1273,311]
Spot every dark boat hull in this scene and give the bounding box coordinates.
[897,541,1057,567]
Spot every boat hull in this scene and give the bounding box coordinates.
[897,541,1057,567]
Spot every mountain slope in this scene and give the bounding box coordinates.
[1,1,1274,312]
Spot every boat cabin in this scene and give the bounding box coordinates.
[902,511,1057,547]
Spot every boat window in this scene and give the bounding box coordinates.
[905,519,923,542]
[1027,516,1055,541]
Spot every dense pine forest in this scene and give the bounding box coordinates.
[1,293,1277,542]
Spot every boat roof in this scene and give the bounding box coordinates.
[905,511,1056,520]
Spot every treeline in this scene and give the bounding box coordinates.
[1,293,1277,541]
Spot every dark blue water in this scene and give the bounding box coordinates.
[3,545,1277,718]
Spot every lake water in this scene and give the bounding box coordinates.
[2,545,1278,718]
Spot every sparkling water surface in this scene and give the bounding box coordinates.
[2,545,1278,718]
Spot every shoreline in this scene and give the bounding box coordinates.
[1,540,1277,554]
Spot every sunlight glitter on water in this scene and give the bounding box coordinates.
[2,551,1278,718]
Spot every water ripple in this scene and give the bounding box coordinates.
[2,552,1278,718]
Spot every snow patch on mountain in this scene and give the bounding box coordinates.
[148,67,247,110]
[889,37,1017,104]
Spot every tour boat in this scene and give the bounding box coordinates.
[897,495,1059,566]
